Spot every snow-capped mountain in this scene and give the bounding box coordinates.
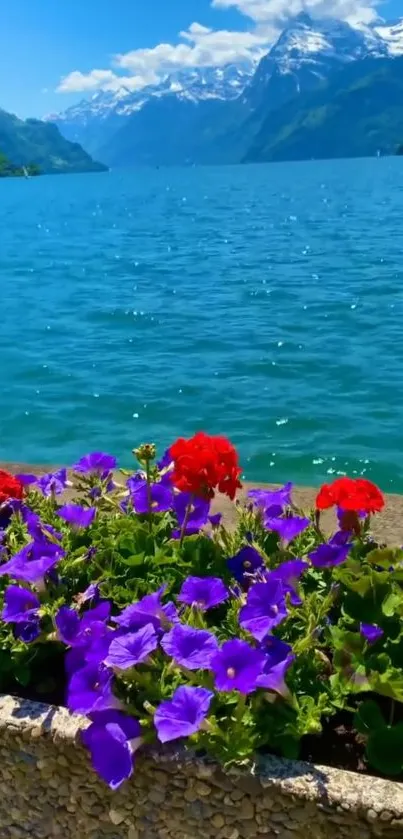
[375,19,403,56]
[243,12,389,110]
[48,12,403,167]
[45,64,254,154]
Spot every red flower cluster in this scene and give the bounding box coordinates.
[316,476,384,515]
[0,470,24,506]
[170,432,242,500]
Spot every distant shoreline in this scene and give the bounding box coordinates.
[2,461,403,546]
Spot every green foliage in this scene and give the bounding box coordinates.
[0,109,107,174]
[2,454,403,782]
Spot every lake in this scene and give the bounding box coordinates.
[1,158,403,489]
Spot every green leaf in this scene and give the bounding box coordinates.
[367,725,403,776]
[366,548,403,569]
[382,591,403,618]
[369,667,403,702]
[121,553,146,567]
[354,700,385,735]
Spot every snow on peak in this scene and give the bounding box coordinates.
[48,63,255,126]
[375,19,403,56]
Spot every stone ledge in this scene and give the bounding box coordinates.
[0,694,402,839]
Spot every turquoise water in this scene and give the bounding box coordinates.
[2,158,403,489]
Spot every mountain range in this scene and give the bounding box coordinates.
[47,13,403,166]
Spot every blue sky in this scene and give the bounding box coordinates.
[1,0,401,118]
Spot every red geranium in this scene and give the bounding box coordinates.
[316,476,384,515]
[169,432,242,500]
[0,470,24,506]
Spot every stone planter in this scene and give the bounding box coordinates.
[1,696,403,839]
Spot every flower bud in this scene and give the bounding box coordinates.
[133,443,156,465]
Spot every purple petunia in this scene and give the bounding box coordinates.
[57,504,97,529]
[73,452,117,477]
[172,493,210,539]
[256,637,295,697]
[154,685,213,743]
[248,483,293,512]
[67,663,120,715]
[161,624,218,671]
[2,585,40,624]
[157,450,173,471]
[15,621,41,643]
[264,515,310,545]
[211,639,265,694]
[178,576,228,612]
[239,579,288,642]
[209,513,222,529]
[129,481,173,515]
[15,474,38,487]
[228,546,264,586]
[0,540,64,588]
[113,587,178,634]
[104,624,158,670]
[264,559,308,606]
[36,469,68,498]
[309,531,352,568]
[56,602,113,666]
[360,623,384,645]
[76,583,100,606]
[82,710,142,790]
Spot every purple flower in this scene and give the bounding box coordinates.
[209,513,222,529]
[55,606,81,644]
[265,515,310,545]
[36,469,68,498]
[25,513,62,544]
[249,483,293,511]
[211,639,265,694]
[67,664,119,714]
[104,624,158,670]
[154,685,213,743]
[360,623,384,645]
[239,579,288,641]
[73,452,117,477]
[309,532,352,568]
[178,576,228,611]
[129,481,173,515]
[157,449,173,471]
[82,710,142,790]
[15,621,41,643]
[15,474,38,486]
[56,603,113,665]
[0,540,64,588]
[161,625,218,670]
[228,546,264,585]
[57,504,96,529]
[172,493,210,538]
[256,637,295,696]
[264,559,308,606]
[2,585,40,624]
[113,587,178,633]
[77,583,100,606]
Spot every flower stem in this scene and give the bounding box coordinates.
[179,496,194,547]
[145,460,152,533]
[389,699,395,727]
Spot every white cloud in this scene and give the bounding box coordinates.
[56,0,382,96]
[211,0,380,26]
[57,69,159,94]
[57,16,272,95]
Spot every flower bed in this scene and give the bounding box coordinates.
[0,432,402,800]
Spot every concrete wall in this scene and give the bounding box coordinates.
[0,695,402,839]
